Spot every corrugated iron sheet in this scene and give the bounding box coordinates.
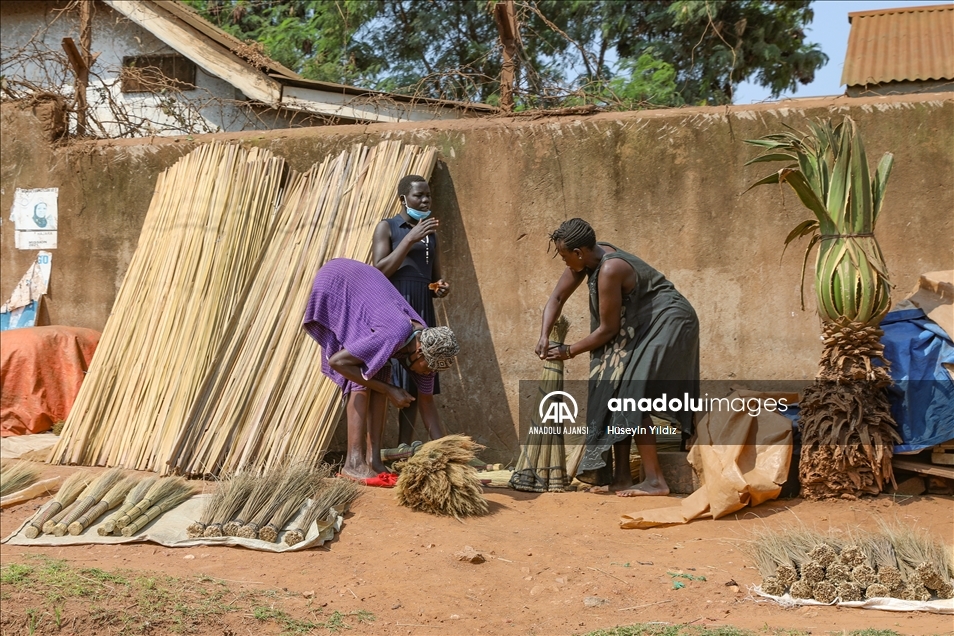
[842,4,954,87]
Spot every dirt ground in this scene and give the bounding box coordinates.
[2,463,952,636]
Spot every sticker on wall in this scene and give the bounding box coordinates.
[10,188,58,249]
[0,251,52,331]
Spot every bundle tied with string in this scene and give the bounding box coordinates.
[395,435,488,519]
[23,471,93,539]
[284,478,361,547]
[510,315,572,493]
[68,476,136,535]
[47,468,125,536]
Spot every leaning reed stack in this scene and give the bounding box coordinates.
[284,478,361,546]
[68,477,136,535]
[99,476,155,536]
[50,143,288,471]
[48,468,125,536]
[23,471,92,539]
[120,480,196,537]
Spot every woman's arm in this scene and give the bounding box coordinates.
[535,266,585,358]
[328,348,414,407]
[545,259,627,360]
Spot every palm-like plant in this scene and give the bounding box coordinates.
[746,116,900,499]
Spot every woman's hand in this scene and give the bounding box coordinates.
[386,385,415,408]
[405,218,439,244]
[431,279,450,298]
[544,344,572,361]
[535,335,551,359]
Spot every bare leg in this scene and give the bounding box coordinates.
[342,391,376,480]
[584,437,635,494]
[617,416,670,497]
[367,390,390,474]
[397,401,418,447]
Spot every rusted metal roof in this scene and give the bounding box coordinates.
[842,4,954,87]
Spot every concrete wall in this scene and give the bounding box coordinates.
[2,94,952,462]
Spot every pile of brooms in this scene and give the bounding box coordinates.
[743,523,954,602]
[186,462,360,545]
[19,469,196,538]
[0,460,42,497]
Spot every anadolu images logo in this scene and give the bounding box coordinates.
[539,391,578,424]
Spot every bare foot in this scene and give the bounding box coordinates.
[339,466,377,481]
[615,480,670,497]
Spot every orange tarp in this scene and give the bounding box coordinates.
[1,326,99,437]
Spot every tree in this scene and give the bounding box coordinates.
[183,0,827,108]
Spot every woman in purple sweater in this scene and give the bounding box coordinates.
[303,258,459,486]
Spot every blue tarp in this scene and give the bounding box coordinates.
[881,307,954,453]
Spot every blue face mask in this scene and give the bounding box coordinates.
[403,197,431,221]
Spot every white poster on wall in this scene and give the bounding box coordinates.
[10,188,58,249]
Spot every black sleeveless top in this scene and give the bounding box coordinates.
[385,215,435,284]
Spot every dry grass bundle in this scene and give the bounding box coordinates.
[284,478,361,547]
[838,544,865,568]
[99,476,156,535]
[225,470,281,536]
[0,461,41,497]
[203,473,255,537]
[250,463,328,542]
[395,435,488,519]
[789,579,813,599]
[851,564,877,588]
[48,468,125,536]
[878,519,953,595]
[23,471,92,539]
[114,477,193,532]
[120,480,196,537]
[812,580,837,603]
[68,476,136,535]
[835,581,863,601]
[806,543,837,567]
[865,583,889,599]
[826,562,851,584]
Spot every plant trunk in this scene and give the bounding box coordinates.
[798,319,901,499]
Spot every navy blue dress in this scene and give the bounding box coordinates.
[385,215,441,396]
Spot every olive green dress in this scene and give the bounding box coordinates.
[576,243,700,486]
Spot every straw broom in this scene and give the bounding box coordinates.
[257,464,329,543]
[23,471,92,539]
[395,435,489,519]
[48,468,125,536]
[203,472,255,537]
[186,476,229,538]
[99,476,156,535]
[0,461,41,497]
[68,477,136,535]
[224,470,281,536]
[113,477,193,532]
[284,478,361,547]
[237,463,314,540]
[120,482,196,537]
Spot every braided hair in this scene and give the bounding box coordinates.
[398,174,428,198]
[549,218,596,252]
[419,326,460,369]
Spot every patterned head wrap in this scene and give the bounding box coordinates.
[419,326,459,370]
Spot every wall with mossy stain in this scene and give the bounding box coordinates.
[2,95,951,462]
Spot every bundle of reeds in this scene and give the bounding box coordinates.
[235,463,310,540]
[46,468,125,536]
[203,473,255,537]
[120,478,196,537]
[0,461,41,497]
[50,141,437,479]
[283,477,361,546]
[224,470,281,536]
[395,435,488,519]
[99,476,156,535]
[256,464,329,542]
[68,477,136,535]
[23,471,92,539]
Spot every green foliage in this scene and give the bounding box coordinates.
[182,0,826,109]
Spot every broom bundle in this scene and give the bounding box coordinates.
[284,477,361,547]
[395,435,488,519]
[224,470,281,536]
[47,468,125,536]
[99,476,156,535]
[237,463,315,539]
[258,463,331,543]
[203,472,255,537]
[50,141,438,479]
[68,476,136,535]
[120,479,196,537]
[113,477,194,532]
[23,471,93,539]
[0,460,41,497]
[187,474,233,538]
[741,523,954,601]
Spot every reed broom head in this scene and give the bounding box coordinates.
[789,579,813,599]
[806,544,837,567]
[812,580,836,603]
[934,580,954,599]
[0,461,41,497]
[395,435,488,519]
[826,562,851,584]
[902,583,932,602]
[760,576,785,596]
[839,545,865,568]
[208,472,256,525]
[222,520,243,536]
[877,565,902,589]
[120,477,192,527]
[120,486,195,537]
[801,560,826,583]
[257,464,326,542]
[835,581,863,602]
[235,470,282,527]
[864,583,889,599]
[851,564,877,588]
[203,523,224,537]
